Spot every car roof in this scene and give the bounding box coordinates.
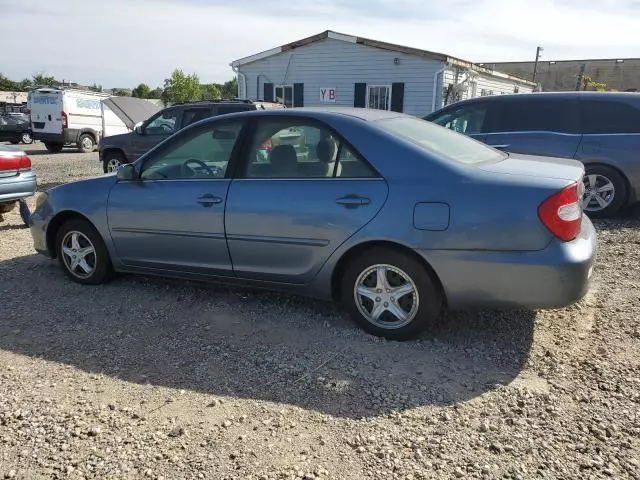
[197,106,405,122]
[438,91,640,106]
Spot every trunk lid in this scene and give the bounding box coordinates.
[477,152,584,182]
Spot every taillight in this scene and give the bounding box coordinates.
[0,152,32,171]
[61,111,68,128]
[538,182,582,242]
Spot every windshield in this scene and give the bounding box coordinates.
[373,116,506,165]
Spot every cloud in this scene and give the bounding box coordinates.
[0,0,638,88]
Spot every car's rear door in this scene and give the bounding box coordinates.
[484,97,582,158]
[224,116,388,284]
[28,89,63,137]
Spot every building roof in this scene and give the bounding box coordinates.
[230,30,536,87]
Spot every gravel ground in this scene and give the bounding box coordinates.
[1,143,639,480]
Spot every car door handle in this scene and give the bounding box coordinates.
[488,144,510,150]
[197,194,222,206]
[336,194,371,208]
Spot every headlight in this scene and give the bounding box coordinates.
[35,191,48,210]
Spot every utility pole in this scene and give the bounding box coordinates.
[532,46,544,83]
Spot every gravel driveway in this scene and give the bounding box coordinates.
[1,143,639,480]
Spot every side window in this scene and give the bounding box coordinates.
[580,100,640,134]
[140,121,243,180]
[495,99,579,134]
[241,119,377,179]
[430,104,488,134]
[181,108,211,128]
[144,110,179,135]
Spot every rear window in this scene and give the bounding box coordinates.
[373,116,506,164]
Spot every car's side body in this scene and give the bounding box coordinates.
[424,92,640,216]
[0,114,32,143]
[30,108,595,315]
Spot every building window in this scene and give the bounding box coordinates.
[274,85,294,107]
[366,85,391,110]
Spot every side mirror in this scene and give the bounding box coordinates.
[116,163,138,181]
[134,121,144,135]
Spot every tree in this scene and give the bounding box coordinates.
[201,83,221,100]
[221,77,238,98]
[148,87,163,99]
[162,69,201,104]
[582,76,618,92]
[132,83,151,98]
[88,83,103,92]
[0,73,19,91]
[32,73,59,87]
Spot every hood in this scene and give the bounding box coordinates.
[98,131,133,148]
[102,96,162,129]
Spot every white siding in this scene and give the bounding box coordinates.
[238,38,445,117]
[438,67,534,109]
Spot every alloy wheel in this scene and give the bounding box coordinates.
[61,231,97,279]
[582,174,615,212]
[353,264,420,330]
[106,158,122,172]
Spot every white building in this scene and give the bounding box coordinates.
[230,30,536,117]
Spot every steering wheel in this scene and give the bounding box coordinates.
[181,158,217,178]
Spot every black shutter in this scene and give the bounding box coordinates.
[263,83,274,102]
[390,83,405,112]
[293,83,304,107]
[354,83,367,108]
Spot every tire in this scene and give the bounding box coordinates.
[77,134,95,153]
[55,218,114,285]
[340,247,443,340]
[582,165,627,218]
[18,199,30,227]
[21,132,33,144]
[103,151,126,173]
[44,142,64,153]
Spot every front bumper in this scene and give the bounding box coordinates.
[0,170,37,203]
[423,215,597,310]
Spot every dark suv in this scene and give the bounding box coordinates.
[424,92,640,217]
[98,99,283,173]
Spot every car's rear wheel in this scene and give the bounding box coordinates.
[581,165,627,218]
[55,218,114,285]
[340,248,442,340]
[77,134,95,153]
[103,152,126,173]
[44,142,64,153]
[21,133,33,144]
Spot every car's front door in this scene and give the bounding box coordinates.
[131,108,181,161]
[224,117,388,284]
[484,97,583,158]
[106,119,244,275]
[427,101,490,143]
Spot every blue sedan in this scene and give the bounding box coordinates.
[29,107,596,340]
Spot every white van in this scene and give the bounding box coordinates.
[27,88,127,153]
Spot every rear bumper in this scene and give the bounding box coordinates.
[423,215,597,310]
[0,170,37,203]
[31,129,81,144]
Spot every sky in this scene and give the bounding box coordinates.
[1,0,639,88]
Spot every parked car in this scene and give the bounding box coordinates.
[0,144,36,226]
[27,87,127,154]
[29,107,595,340]
[97,99,285,173]
[424,91,640,218]
[0,114,33,145]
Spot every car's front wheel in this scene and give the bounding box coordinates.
[340,247,443,340]
[103,152,126,173]
[21,132,33,144]
[55,218,114,285]
[582,165,627,218]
